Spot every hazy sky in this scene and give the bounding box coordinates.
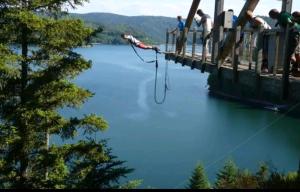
[71,0,300,18]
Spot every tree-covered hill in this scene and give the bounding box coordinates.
[70,13,278,45]
[71,12,178,44]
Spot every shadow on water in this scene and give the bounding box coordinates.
[208,91,300,120]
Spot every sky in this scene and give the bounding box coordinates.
[71,0,300,18]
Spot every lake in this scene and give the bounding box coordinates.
[59,45,300,189]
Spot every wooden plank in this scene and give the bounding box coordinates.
[192,28,197,59]
[217,0,260,63]
[212,0,224,64]
[171,32,176,52]
[255,26,264,75]
[176,0,201,54]
[282,26,290,100]
[165,29,169,52]
[233,26,241,82]
[282,0,293,13]
[273,32,280,76]
[277,0,293,69]
[248,32,253,70]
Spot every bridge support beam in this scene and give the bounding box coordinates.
[282,0,293,13]
[176,0,201,54]
[212,0,224,66]
[217,0,260,63]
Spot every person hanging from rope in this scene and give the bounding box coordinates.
[121,33,160,52]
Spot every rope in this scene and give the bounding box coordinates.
[129,42,170,104]
[154,52,170,105]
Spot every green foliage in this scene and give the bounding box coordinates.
[255,162,269,188]
[215,159,239,189]
[71,13,179,44]
[0,0,132,189]
[235,169,259,189]
[186,160,300,189]
[187,163,210,189]
[120,180,143,189]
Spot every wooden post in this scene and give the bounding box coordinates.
[233,26,241,82]
[273,32,280,76]
[282,25,291,100]
[174,30,179,53]
[202,30,207,63]
[248,32,253,70]
[282,0,293,13]
[171,32,176,52]
[192,28,197,59]
[182,28,188,57]
[165,29,169,52]
[217,0,260,63]
[255,26,264,75]
[277,0,293,70]
[212,0,224,65]
[176,0,201,54]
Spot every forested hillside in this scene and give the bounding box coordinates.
[71,13,278,45]
[71,13,178,44]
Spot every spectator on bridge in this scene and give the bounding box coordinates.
[292,11,300,24]
[269,9,300,77]
[246,10,272,73]
[170,16,185,54]
[195,9,213,61]
[228,9,238,27]
[121,33,160,52]
[224,9,243,63]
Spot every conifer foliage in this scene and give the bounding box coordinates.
[0,0,132,189]
[187,163,210,189]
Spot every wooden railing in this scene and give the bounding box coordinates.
[165,27,300,99]
[165,27,286,77]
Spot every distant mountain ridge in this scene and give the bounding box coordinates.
[71,12,178,44]
[71,13,278,45]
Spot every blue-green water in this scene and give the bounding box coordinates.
[61,45,300,188]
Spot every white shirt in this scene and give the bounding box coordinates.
[196,14,213,33]
[126,35,141,45]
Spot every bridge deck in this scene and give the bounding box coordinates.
[165,52,300,105]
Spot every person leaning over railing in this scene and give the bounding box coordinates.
[292,11,300,74]
[246,10,272,73]
[269,9,300,77]
[195,9,213,61]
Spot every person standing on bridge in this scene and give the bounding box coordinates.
[170,16,185,54]
[228,9,238,27]
[195,9,213,61]
[121,33,160,52]
[269,9,300,77]
[246,10,272,73]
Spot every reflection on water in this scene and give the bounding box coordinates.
[58,45,300,189]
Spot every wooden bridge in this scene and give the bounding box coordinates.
[164,0,300,107]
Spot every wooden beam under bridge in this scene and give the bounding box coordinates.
[176,0,201,54]
[217,0,260,64]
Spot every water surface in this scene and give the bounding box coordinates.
[59,45,300,188]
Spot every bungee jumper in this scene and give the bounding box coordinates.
[121,33,160,53]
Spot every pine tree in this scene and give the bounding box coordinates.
[255,162,269,188]
[0,0,132,189]
[235,169,259,189]
[215,159,238,189]
[187,163,210,189]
